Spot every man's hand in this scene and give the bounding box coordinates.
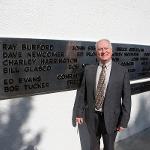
[76,117,84,125]
[116,127,125,132]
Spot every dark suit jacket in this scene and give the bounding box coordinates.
[75,61,131,134]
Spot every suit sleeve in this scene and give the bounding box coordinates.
[120,69,131,128]
[75,68,87,118]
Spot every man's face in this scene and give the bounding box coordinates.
[96,40,112,64]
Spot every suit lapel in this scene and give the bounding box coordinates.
[92,64,98,98]
[105,62,116,101]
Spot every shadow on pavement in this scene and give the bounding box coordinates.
[0,97,42,150]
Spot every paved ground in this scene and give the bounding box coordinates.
[115,128,150,150]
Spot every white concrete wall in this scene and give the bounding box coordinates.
[0,0,150,150]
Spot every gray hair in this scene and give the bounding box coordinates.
[95,39,112,50]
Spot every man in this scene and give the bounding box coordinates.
[75,39,131,150]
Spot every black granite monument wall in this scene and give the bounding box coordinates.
[0,38,150,99]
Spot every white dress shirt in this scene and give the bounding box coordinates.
[95,60,112,111]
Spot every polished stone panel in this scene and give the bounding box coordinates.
[0,38,150,99]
